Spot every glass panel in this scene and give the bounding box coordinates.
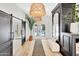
[34,24,45,37]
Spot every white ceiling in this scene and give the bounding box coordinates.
[16,3,58,15]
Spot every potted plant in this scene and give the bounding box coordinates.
[72,3,79,22]
[25,14,35,41]
[70,4,79,34]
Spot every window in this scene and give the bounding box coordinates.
[34,24,45,36]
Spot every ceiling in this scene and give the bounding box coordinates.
[16,3,58,16]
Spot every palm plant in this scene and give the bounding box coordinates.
[25,14,35,41]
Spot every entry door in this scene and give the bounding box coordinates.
[0,10,12,56]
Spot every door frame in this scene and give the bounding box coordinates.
[22,21,26,45]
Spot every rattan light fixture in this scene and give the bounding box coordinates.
[29,3,46,22]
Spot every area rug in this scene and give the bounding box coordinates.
[32,39,45,56]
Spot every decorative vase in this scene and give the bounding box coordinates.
[70,22,79,34]
[29,35,33,41]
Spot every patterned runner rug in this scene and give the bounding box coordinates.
[32,39,45,56]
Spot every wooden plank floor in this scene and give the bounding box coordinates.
[14,39,62,56]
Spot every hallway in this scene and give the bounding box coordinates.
[14,39,62,56]
[0,3,78,56]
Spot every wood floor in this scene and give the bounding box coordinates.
[14,39,62,56]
